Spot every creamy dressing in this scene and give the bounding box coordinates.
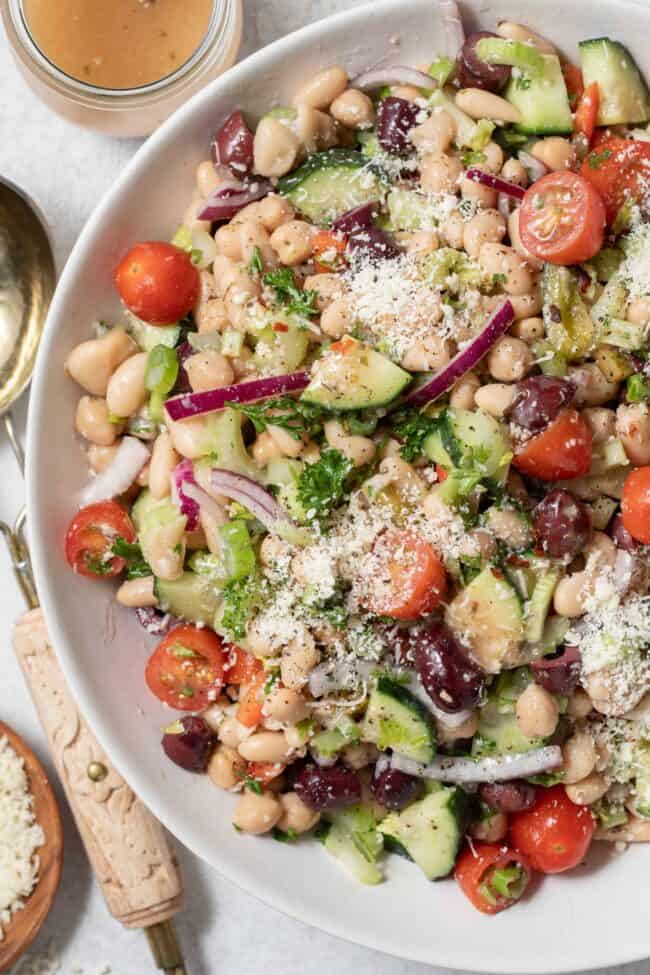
[22,0,214,90]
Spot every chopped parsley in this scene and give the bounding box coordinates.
[244,777,264,795]
[111,537,151,579]
[389,408,440,463]
[491,272,507,287]
[229,396,327,441]
[272,827,298,843]
[460,148,487,167]
[297,447,353,522]
[220,574,265,641]
[516,75,532,91]
[587,148,613,170]
[263,267,318,317]
[247,245,264,275]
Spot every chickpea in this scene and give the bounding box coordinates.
[565,772,608,806]
[501,158,528,187]
[321,297,353,338]
[267,424,304,459]
[75,397,122,446]
[238,219,277,268]
[531,137,576,172]
[479,243,535,296]
[391,84,421,101]
[456,88,522,124]
[231,345,255,379]
[567,688,593,720]
[569,364,618,407]
[238,731,291,764]
[277,792,320,834]
[280,635,320,689]
[116,576,157,608]
[487,336,533,382]
[470,811,508,843]
[342,742,379,770]
[208,744,246,790]
[252,431,283,466]
[259,534,291,568]
[627,297,650,325]
[460,175,497,209]
[516,683,559,739]
[195,159,220,197]
[510,288,543,320]
[166,415,211,460]
[403,231,439,255]
[65,328,137,397]
[232,791,283,834]
[87,443,119,473]
[185,349,234,394]
[463,209,506,259]
[324,418,375,466]
[420,152,463,194]
[485,507,531,548]
[482,141,505,175]
[511,316,544,343]
[441,211,465,249]
[616,403,650,465]
[302,273,343,310]
[264,686,309,724]
[294,104,337,154]
[409,110,456,154]
[253,117,300,178]
[293,66,348,109]
[330,88,375,129]
[583,407,616,445]
[105,352,148,418]
[449,371,480,410]
[402,334,454,373]
[562,731,597,785]
[553,532,617,617]
[219,715,250,749]
[270,220,315,266]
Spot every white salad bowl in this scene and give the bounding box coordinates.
[27,0,650,971]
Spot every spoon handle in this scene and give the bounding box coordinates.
[12,607,184,930]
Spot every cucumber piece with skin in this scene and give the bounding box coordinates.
[423,408,512,482]
[125,313,181,352]
[132,490,187,576]
[446,566,523,674]
[476,38,545,76]
[379,786,468,880]
[504,54,573,135]
[320,804,384,885]
[253,324,309,373]
[362,676,436,763]
[579,38,650,126]
[278,149,385,225]
[192,408,260,479]
[302,337,411,410]
[154,571,222,625]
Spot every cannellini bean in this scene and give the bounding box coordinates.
[280,635,320,689]
[293,66,349,109]
[195,159,221,197]
[479,243,535,296]
[238,731,291,763]
[185,349,234,393]
[531,137,576,172]
[145,518,186,581]
[562,731,597,785]
[553,532,617,617]
[324,419,375,466]
[219,715,250,749]
[105,352,148,418]
[616,403,650,465]
[470,811,508,843]
[482,141,505,175]
[65,328,137,397]
[232,792,283,834]
[148,432,179,500]
[270,219,315,266]
[565,772,608,806]
[116,576,157,608]
[409,110,456,154]
[166,415,211,460]
[183,192,211,233]
[75,397,123,446]
[264,686,309,724]
[456,88,522,123]
[496,20,556,55]
[267,424,304,459]
[253,117,300,178]
[330,88,375,128]
[277,792,320,834]
[567,689,593,720]
[487,336,533,382]
[463,209,506,259]
[516,683,559,739]
[391,84,420,101]
[208,744,246,790]
[421,152,463,194]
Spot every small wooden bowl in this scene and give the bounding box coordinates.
[0,721,63,974]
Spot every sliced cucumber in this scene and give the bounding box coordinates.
[579,38,650,126]
[504,54,572,135]
[320,804,384,885]
[193,408,259,479]
[446,566,523,674]
[154,571,222,625]
[423,408,512,482]
[524,564,560,644]
[132,490,187,575]
[278,149,384,225]
[473,702,545,758]
[253,325,309,373]
[302,337,411,410]
[379,786,467,880]
[311,715,360,761]
[265,457,306,522]
[362,676,436,763]
[125,312,181,352]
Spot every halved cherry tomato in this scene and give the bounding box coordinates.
[622,466,650,544]
[224,645,264,685]
[582,136,650,224]
[562,62,584,108]
[455,843,532,915]
[519,172,606,265]
[247,760,286,785]
[237,670,267,728]
[574,82,599,142]
[145,625,226,711]
[65,501,136,578]
[312,230,347,273]
[510,785,595,874]
[513,409,592,481]
[114,241,200,325]
[362,528,446,621]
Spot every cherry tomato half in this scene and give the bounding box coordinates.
[562,62,584,107]
[312,230,347,273]
[513,409,592,481]
[582,136,650,224]
[510,785,595,874]
[114,241,200,325]
[362,528,446,621]
[65,500,136,578]
[622,466,650,544]
[574,83,600,142]
[224,645,264,685]
[519,172,606,265]
[237,670,267,728]
[145,625,226,711]
[455,843,532,915]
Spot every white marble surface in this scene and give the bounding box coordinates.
[0,2,647,973]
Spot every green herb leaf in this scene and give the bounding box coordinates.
[228,396,327,441]
[272,827,298,842]
[389,408,440,463]
[587,148,613,170]
[244,777,264,795]
[247,245,264,275]
[627,373,650,403]
[111,537,152,579]
[219,574,265,641]
[263,267,319,317]
[297,448,353,523]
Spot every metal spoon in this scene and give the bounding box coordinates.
[0,176,188,975]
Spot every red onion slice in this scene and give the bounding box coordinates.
[80,436,150,505]
[518,150,548,184]
[171,459,200,531]
[210,468,305,543]
[390,746,562,784]
[351,67,436,92]
[165,371,311,421]
[404,298,514,407]
[182,480,228,528]
[135,607,178,636]
[465,168,525,200]
[197,180,272,222]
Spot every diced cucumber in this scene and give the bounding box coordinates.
[132,490,187,575]
[589,438,630,477]
[265,457,306,522]
[528,615,570,658]
[473,672,546,758]
[192,408,259,479]
[524,566,560,644]
[446,566,523,674]
[420,248,482,288]
[386,188,450,232]
[423,408,512,482]
[379,786,467,880]
[311,715,361,761]
[579,38,650,126]
[154,571,222,625]
[504,54,572,135]
[362,676,436,763]
[633,741,650,819]
[278,149,385,225]
[253,324,309,373]
[125,312,181,352]
[320,804,384,885]
[302,337,411,410]
[476,38,546,76]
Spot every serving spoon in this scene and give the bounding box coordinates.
[0,177,189,975]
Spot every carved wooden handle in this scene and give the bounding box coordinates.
[12,608,184,929]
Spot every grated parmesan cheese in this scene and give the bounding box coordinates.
[0,735,45,941]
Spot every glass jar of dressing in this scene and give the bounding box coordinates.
[2,0,242,137]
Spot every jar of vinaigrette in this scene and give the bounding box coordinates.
[2,0,242,136]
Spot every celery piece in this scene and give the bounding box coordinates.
[219,520,256,582]
[542,265,594,359]
[627,373,650,403]
[428,56,456,86]
[476,37,545,76]
[222,328,244,357]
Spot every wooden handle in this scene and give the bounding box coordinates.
[12,608,184,930]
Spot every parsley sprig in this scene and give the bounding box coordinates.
[220,574,265,640]
[229,396,327,442]
[112,537,151,579]
[297,447,353,523]
[389,408,440,463]
[263,268,318,317]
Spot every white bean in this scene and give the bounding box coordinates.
[65,328,137,397]
[116,576,157,608]
[496,21,556,55]
[238,731,291,763]
[264,686,309,724]
[208,744,246,790]
[531,137,576,172]
[277,792,320,833]
[516,683,559,739]
[105,352,148,418]
[330,88,375,129]
[487,336,533,382]
[565,773,608,806]
[616,403,650,465]
[293,66,349,109]
[409,110,456,154]
[562,731,597,785]
[456,88,522,124]
[253,118,300,178]
[324,419,375,466]
[232,792,283,834]
[75,397,122,446]
[420,152,463,194]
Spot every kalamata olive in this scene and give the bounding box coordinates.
[332,202,379,235]
[135,607,177,636]
[533,489,592,560]
[171,341,194,395]
[294,763,362,810]
[376,96,420,155]
[347,226,400,262]
[479,780,537,813]
[507,376,575,435]
[211,110,254,176]
[162,716,216,772]
[413,620,485,713]
[371,766,424,810]
[530,645,581,695]
[609,512,640,552]
[461,31,511,92]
